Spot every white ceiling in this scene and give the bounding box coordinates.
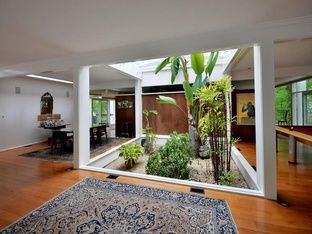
[49,66,134,82]
[232,38,312,72]
[38,65,135,90]
[1,0,312,67]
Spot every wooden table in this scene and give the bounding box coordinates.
[43,125,66,130]
[276,126,312,164]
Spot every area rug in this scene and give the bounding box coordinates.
[19,138,129,162]
[1,178,237,233]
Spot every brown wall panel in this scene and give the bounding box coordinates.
[142,93,188,135]
[115,96,135,137]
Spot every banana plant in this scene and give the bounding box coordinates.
[155,52,218,119]
[143,108,158,133]
[155,51,219,157]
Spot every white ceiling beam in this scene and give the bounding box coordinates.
[89,79,135,90]
[224,48,252,75]
[0,16,312,79]
[232,65,312,81]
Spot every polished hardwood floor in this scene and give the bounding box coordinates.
[0,137,312,233]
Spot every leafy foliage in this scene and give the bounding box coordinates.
[119,143,144,168]
[155,52,219,110]
[156,96,188,117]
[191,53,205,75]
[205,51,219,77]
[183,80,193,105]
[156,96,178,105]
[275,85,291,124]
[218,171,236,186]
[155,52,219,157]
[146,132,192,179]
[155,57,170,74]
[307,78,312,90]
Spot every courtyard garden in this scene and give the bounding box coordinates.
[98,52,255,188]
[103,51,251,189]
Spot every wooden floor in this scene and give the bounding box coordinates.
[0,138,312,233]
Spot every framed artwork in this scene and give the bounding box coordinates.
[40,92,53,115]
[236,93,255,125]
[117,100,133,109]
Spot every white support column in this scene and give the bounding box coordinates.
[135,79,142,137]
[254,40,277,200]
[73,66,90,169]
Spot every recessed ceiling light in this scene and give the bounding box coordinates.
[26,74,73,84]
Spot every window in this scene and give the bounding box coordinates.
[303,92,312,125]
[275,85,291,124]
[287,77,312,126]
[92,99,108,125]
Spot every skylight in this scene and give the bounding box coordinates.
[110,49,237,81]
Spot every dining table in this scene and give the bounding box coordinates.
[48,124,108,154]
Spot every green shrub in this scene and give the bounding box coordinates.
[119,143,144,168]
[146,132,192,179]
[218,171,236,186]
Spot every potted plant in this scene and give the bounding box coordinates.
[119,143,144,169]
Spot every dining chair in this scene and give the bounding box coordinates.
[90,128,97,148]
[98,125,108,144]
[121,122,130,138]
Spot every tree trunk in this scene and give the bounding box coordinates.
[225,89,232,171]
[189,124,200,158]
[188,111,200,158]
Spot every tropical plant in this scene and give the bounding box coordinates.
[198,76,234,181]
[142,109,158,154]
[146,132,192,179]
[119,143,144,168]
[155,52,219,157]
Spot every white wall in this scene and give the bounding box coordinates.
[232,80,254,90]
[0,77,73,151]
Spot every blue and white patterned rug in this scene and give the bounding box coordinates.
[1,178,238,233]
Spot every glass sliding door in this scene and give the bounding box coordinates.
[303,92,312,125]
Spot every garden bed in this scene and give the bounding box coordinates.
[104,153,249,189]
